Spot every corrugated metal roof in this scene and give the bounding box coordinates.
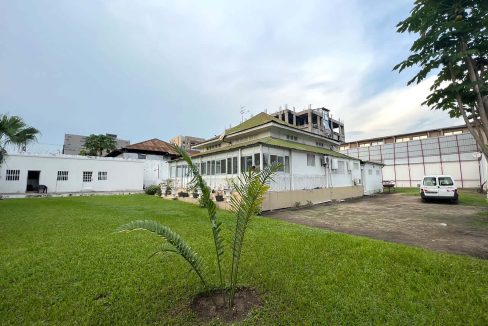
[124,138,178,154]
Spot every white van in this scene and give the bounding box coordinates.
[419,175,458,202]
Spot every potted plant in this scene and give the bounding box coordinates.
[215,190,224,202]
[164,179,173,196]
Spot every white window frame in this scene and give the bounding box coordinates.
[98,171,108,181]
[6,169,20,181]
[307,154,315,167]
[57,171,69,181]
[83,171,93,182]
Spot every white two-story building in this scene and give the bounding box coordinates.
[169,110,383,210]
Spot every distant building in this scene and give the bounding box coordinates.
[63,133,130,155]
[170,135,205,151]
[106,139,181,187]
[339,125,485,188]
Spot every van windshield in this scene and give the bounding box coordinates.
[438,177,454,186]
[423,177,437,186]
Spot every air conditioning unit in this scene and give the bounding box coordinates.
[320,156,329,166]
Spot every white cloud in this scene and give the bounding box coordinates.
[343,76,464,141]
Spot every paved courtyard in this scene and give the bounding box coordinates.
[264,193,488,258]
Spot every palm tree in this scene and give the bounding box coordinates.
[0,114,40,164]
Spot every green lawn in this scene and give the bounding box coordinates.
[1,195,488,324]
[395,187,488,206]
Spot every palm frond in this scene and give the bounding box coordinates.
[228,163,280,305]
[174,145,225,289]
[116,220,208,287]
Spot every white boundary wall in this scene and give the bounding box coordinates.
[0,154,144,194]
[341,132,481,188]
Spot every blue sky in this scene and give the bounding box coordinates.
[0,0,462,153]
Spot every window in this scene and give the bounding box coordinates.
[353,162,359,170]
[232,157,238,174]
[263,154,269,168]
[277,156,284,172]
[211,160,216,175]
[444,130,462,136]
[6,169,20,181]
[254,153,260,168]
[57,171,69,181]
[411,135,427,140]
[316,142,324,147]
[376,170,380,175]
[83,171,93,182]
[286,135,298,141]
[359,143,370,147]
[438,176,454,186]
[201,162,206,175]
[207,161,211,175]
[98,171,107,181]
[284,156,290,173]
[423,177,437,186]
[368,169,372,175]
[227,158,232,174]
[220,159,226,174]
[138,154,146,159]
[216,160,221,174]
[307,154,315,167]
[395,137,411,143]
[337,161,345,174]
[339,145,350,150]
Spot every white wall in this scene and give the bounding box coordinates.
[120,153,171,188]
[362,162,384,195]
[0,154,144,194]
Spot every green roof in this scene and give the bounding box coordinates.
[224,112,293,135]
[191,136,355,160]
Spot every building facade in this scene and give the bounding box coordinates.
[169,112,383,210]
[340,126,484,188]
[170,135,205,151]
[106,138,180,188]
[63,133,130,155]
[0,153,144,195]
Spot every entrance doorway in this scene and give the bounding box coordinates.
[26,170,41,192]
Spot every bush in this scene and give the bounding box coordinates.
[145,185,160,195]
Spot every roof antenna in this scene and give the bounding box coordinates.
[240,106,249,122]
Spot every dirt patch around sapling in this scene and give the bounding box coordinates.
[190,287,261,324]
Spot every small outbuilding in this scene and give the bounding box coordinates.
[0,153,144,196]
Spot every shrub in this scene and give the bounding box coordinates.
[145,185,160,195]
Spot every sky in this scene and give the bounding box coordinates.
[0,0,463,153]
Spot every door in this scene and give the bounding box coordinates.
[26,170,40,192]
[82,171,93,191]
[437,176,455,197]
[422,176,438,196]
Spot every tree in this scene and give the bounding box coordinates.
[394,0,488,157]
[80,134,117,156]
[0,114,40,164]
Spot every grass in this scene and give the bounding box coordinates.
[395,187,488,206]
[1,195,488,324]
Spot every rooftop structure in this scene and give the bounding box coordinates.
[270,106,345,143]
[170,135,205,151]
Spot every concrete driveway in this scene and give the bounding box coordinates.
[264,193,488,258]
